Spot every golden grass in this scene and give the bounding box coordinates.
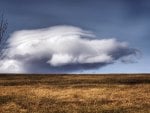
[0,74,149,113]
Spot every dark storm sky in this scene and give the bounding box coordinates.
[0,0,150,73]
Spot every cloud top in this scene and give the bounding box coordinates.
[0,25,138,73]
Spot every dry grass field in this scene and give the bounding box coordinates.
[0,74,149,113]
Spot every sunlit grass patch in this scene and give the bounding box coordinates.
[0,74,149,113]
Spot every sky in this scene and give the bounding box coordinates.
[0,0,150,73]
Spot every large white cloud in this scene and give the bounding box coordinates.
[0,25,138,73]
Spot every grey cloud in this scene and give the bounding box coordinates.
[0,25,138,73]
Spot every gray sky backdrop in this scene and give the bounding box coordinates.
[0,0,149,73]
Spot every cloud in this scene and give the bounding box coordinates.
[0,25,138,73]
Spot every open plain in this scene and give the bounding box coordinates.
[0,74,150,113]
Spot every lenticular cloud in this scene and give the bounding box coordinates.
[0,25,138,73]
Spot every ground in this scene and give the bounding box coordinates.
[0,74,150,113]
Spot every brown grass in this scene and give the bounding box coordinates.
[0,74,150,113]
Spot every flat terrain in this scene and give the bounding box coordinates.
[0,74,150,113]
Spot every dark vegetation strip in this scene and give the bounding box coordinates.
[0,74,149,86]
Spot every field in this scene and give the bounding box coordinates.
[0,74,150,113]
